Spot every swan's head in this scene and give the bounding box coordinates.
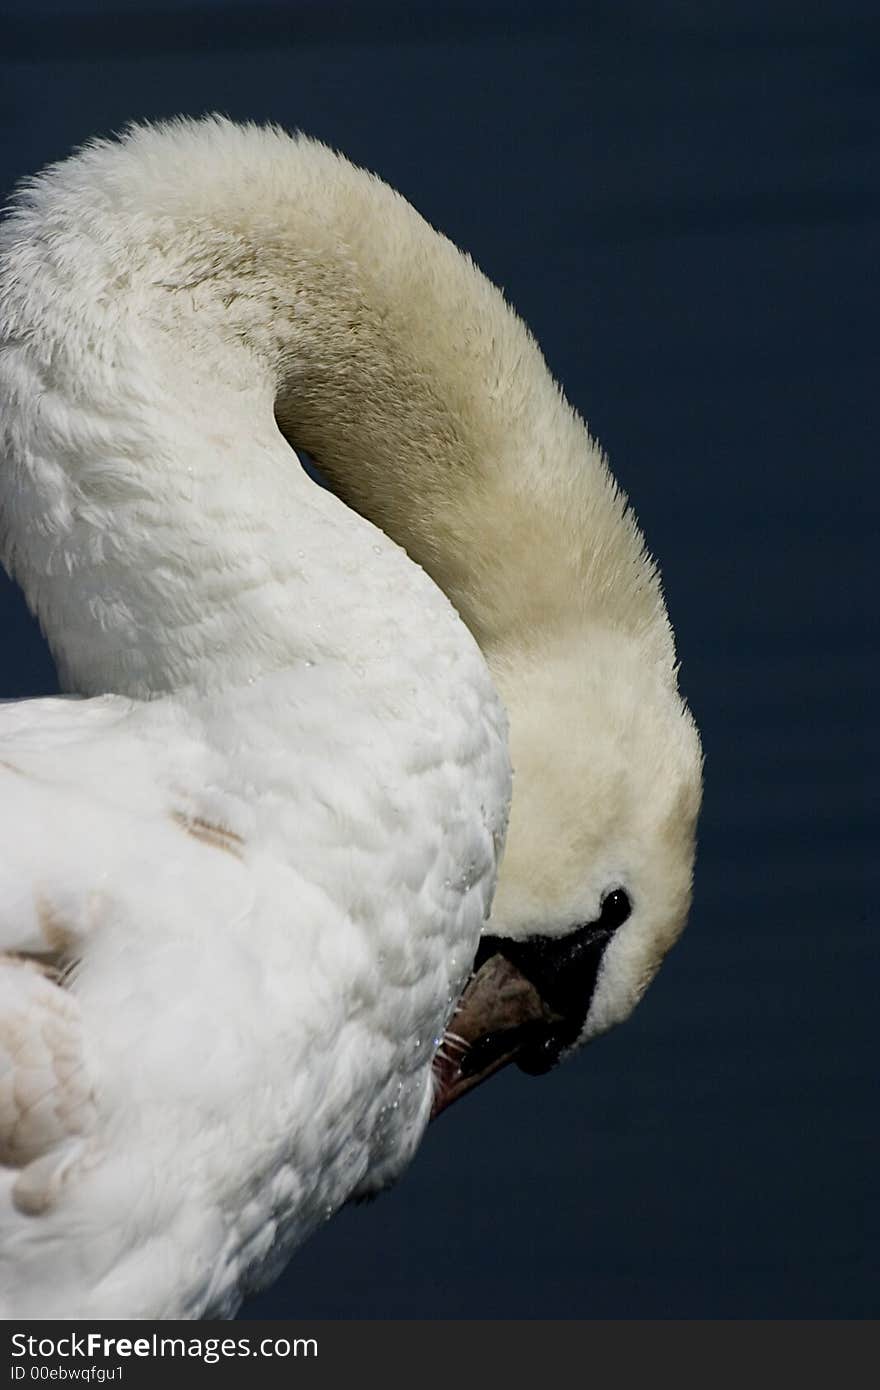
[432,625,702,1114]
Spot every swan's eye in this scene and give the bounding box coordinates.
[599,888,631,931]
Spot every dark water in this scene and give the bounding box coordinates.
[0,2,875,1317]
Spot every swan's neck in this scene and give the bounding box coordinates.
[0,119,674,693]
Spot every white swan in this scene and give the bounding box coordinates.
[0,117,702,1317]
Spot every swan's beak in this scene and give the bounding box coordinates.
[430,925,614,1118]
[430,950,566,1119]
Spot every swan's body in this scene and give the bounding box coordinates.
[0,118,702,1317]
[0,642,507,1318]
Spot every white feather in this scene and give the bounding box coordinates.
[0,116,701,1317]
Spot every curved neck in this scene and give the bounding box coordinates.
[0,119,674,694]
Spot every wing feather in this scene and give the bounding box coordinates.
[0,956,95,1215]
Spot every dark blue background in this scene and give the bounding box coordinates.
[1,1,875,1318]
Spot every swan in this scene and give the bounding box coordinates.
[0,117,702,1317]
